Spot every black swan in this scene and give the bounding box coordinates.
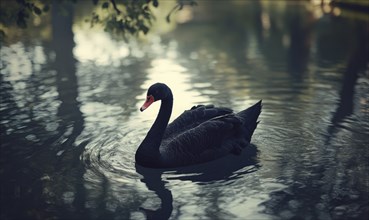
[135,83,262,168]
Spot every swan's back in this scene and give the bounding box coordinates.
[160,101,262,167]
[163,105,233,140]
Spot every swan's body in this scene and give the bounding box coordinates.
[136,83,262,168]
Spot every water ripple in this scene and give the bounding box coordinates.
[81,123,147,185]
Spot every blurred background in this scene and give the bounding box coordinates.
[1,0,368,219]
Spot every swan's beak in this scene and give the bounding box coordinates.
[140,95,155,112]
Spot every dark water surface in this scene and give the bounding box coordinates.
[1,2,369,220]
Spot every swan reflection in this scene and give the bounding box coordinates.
[135,144,259,219]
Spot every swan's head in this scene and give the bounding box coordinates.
[140,83,171,112]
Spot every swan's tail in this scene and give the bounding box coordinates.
[236,100,262,142]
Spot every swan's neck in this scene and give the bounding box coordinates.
[147,96,173,143]
[136,94,173,166]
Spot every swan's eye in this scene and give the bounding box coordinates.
[146,95,154,102]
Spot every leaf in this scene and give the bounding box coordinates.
[153,0,158,7]
[102,2,109,9]
[143,11,151,19]
[33,6,42,15]
[141,25,149,35]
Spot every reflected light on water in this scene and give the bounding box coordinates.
[332,7,342,16]
[74,30,129,65]
[140,57,208,120]
[1,42,34,81]
[261,12,271,31]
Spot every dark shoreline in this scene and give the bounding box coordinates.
[331,0,369,13]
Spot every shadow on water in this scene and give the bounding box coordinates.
[0,1,87,219]
[261,16,369,220]
[286,7,313,80]
[135,144,259,220]
[325,20,369,144]
[50,1,88,219]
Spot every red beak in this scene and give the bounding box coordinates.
[140,95,155,112]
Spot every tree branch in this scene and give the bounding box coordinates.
[109,0,121,14]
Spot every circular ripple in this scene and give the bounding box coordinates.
[81,123,148,185]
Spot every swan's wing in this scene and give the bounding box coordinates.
[164,105,233,139]
[161,114,246,167]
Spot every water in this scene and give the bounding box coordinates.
[1,1,369,220]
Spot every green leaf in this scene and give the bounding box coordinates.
[102,2,109,9]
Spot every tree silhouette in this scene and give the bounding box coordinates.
[0,0,197,40]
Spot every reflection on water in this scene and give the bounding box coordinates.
[1,1,369,220]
